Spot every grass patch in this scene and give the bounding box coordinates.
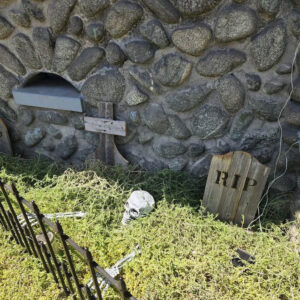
[0,154,299,300]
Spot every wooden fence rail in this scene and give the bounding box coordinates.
[0,180,136,300]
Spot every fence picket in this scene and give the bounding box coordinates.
[41,243,59,284]
[32,201,69,296]
[85,248,103,300]
[56,221,85,300]
[12,184,49,268]
[0,181,136,300]
[0,209,8,230]
[62,262,77,300]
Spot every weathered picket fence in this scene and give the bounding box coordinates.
[0,180,136,300]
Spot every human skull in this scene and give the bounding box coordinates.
[122,191,155,225]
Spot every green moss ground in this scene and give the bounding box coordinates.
[0,154,299,300]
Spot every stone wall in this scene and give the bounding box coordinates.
[0,0,299,193]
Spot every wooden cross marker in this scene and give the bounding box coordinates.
[203,151,270,226]
[0,118,12,155]
[84,102,128,166]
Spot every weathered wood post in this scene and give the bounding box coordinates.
[84,102,128,166]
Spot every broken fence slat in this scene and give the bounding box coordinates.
[84,116,127,137]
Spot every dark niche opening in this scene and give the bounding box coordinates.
[13,73,83,112]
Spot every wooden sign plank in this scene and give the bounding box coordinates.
[203,151,270,226]
[234,158,270,225]
[0,118,12,155]
[84,116,126,137]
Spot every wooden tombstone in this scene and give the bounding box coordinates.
[84,102,128,166]
[203,151,270,226]
[0,118,12,155]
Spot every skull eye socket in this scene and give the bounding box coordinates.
[129,208,138,218]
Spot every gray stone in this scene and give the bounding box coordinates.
[215,140,231,154]
[154,54,192,87]
[140,19,169,49]
[0,99,17,121]
[276,64,293,75]
[0,65,18,98]
[172,0,222,16]
[215,4,257,42]
[282,123,299,147]
[81,69,125,105]
[288,9,300,37]
[168,158,187,171]
[245,73,261,91]
[139,157,166,171]
[129,110,140,125]
[142,0,180,24]
[172,24,212,56]
[115,127,136,145]
[78,0,109,17]
[190,105,229,139]
[67,16,83,36]
[285,102,300,126]
[24,128,45,147]
[191,154,212,178]
[241,126,279,150]
[57,135,78,159]
[129,66,161,94]
[18,107,34,125]
[229,110,254,141]
[84,132,99,146]
[196,48,246,77]
[153,140,187,159]
[125,40,155,64]
[125,85,149,106]
[250,21,286,71]
[37,111,68,125]
[249,97,284,122]
[168,115,191,140]
[0,16,14,39]
[281,149,300,173]
[259,0,281,17]
[106,43,126,66]
[216,74,245,113]
[252,147,274,163]
[9,9,31,28]
[105,1,143,38]
[86,23,105,42]
[292,77,300,103]
[52,36,81,73]
[22,0,45,21]
[32,27,54,69]
[47,125,62,139]
[166,84,212,112]
[263,80,285,94]
[188,143,205,157]
[48,0,76,34]
[42,138,55,152]
[271,175,297,192]
[143,103,169,134]
[0,44,26,75]
[13,33,42,69]
[70,115,85,130]
[138,127,153,144]
[68,47,104,81]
